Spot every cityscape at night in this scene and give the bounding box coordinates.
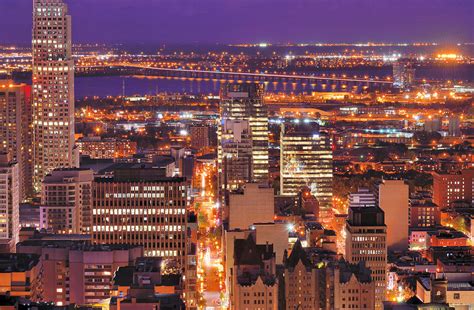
[0,0,473,309]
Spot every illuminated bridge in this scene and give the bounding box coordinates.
[77,63,393,85]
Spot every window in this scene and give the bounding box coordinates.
[453,293,460,300]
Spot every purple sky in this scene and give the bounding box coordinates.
[1,0,473,44]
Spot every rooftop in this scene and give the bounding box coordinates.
[0,253,40,272]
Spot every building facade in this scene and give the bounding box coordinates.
[40,168,94,234]
[0,154,20,252]
[433,169,474,209]
[77,137,137,159]
[280,122,333,220]
[231,235,278,310]
[0,81,33,201]
[377,180,409,251]
[218,119,253,193]
[33,0,77,191]
[219,83,269,184]
[189,125,210,150]
[0,253,41,299]
[17,239,142,305]
[92,172,188,265]
[228,183,274,230]
[349,188,376,208]
[345,206,387,309]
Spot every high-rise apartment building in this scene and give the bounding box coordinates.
[433,169,474,209]
[92,168,188,265]
[280,122,333,219]
[0,153,20,252]
[377,180,409,251]
[33,0,77,192]
[218,119,253,193]
[40,168,94,234]
[345,206,387,309]
[219,83,269,184]
[0,81,33,201]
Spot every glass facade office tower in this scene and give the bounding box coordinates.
[33,0,76,191]
[280,122,333,219]
[219,83,269,185]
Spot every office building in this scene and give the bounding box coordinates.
[410,200,441,228]
[218,119,253,193]
[40,168,94,234]
[17,239,142,305]
[33,0,77,192]
[189,125,210,150]
[378,180,409,251]
[0,153,20,253]
[92,168,188,264]
[345,206,387,309]
[280,122,333,220]
[0,81,33,201]
[433,169,474,208]
[349,188,376,208]
[219,83,269,183]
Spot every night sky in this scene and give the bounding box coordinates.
[1,0,473,44]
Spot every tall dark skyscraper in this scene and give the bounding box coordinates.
[345,206,387,309]
[32,0,76,192]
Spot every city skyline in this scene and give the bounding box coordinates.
[0,0,472,309]
[0,0,473,44]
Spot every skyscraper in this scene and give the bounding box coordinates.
[0,81,33,201]
[280,121,333,220]
[32,0,76,192]
[0,153,20,252]
[219,83,269,185]
[345,206,387,309]
[218,119,253,193]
